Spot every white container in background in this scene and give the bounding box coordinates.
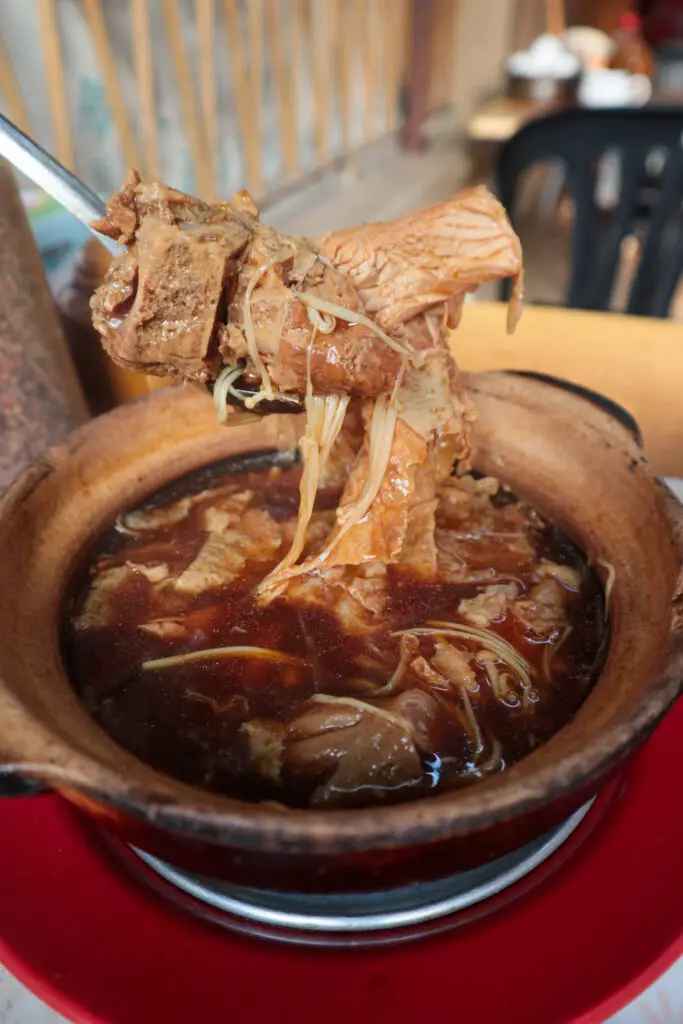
[579,68,652,108]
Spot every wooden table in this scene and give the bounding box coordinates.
[467,93,672,146]
[467,96,566,143]
[455,301,683,478]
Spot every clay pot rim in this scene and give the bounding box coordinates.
[1,372,682,854]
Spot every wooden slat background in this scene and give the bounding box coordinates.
[0,0,423,202]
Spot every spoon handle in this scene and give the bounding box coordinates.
[0,113,119,257]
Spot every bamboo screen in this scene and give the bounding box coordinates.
[0,0,415,202]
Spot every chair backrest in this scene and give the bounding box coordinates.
[495,107,683,316]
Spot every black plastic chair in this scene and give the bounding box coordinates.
[495,107,683,316]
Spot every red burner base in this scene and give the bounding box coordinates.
[2,699,683,1024]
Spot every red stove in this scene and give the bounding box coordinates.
[2,696,683,1024]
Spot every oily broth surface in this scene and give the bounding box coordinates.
[62,453,607,810]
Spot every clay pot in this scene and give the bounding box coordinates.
[0,372,681,891]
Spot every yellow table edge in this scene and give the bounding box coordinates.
[452,302,683,478]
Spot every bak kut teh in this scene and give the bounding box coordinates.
[61,174,609,811]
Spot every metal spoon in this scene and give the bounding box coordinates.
[0,113,303,415]
[0,112,119,256]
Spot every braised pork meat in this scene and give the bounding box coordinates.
[92,173,522,397]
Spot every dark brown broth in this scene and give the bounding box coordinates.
[62,453,607,810]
